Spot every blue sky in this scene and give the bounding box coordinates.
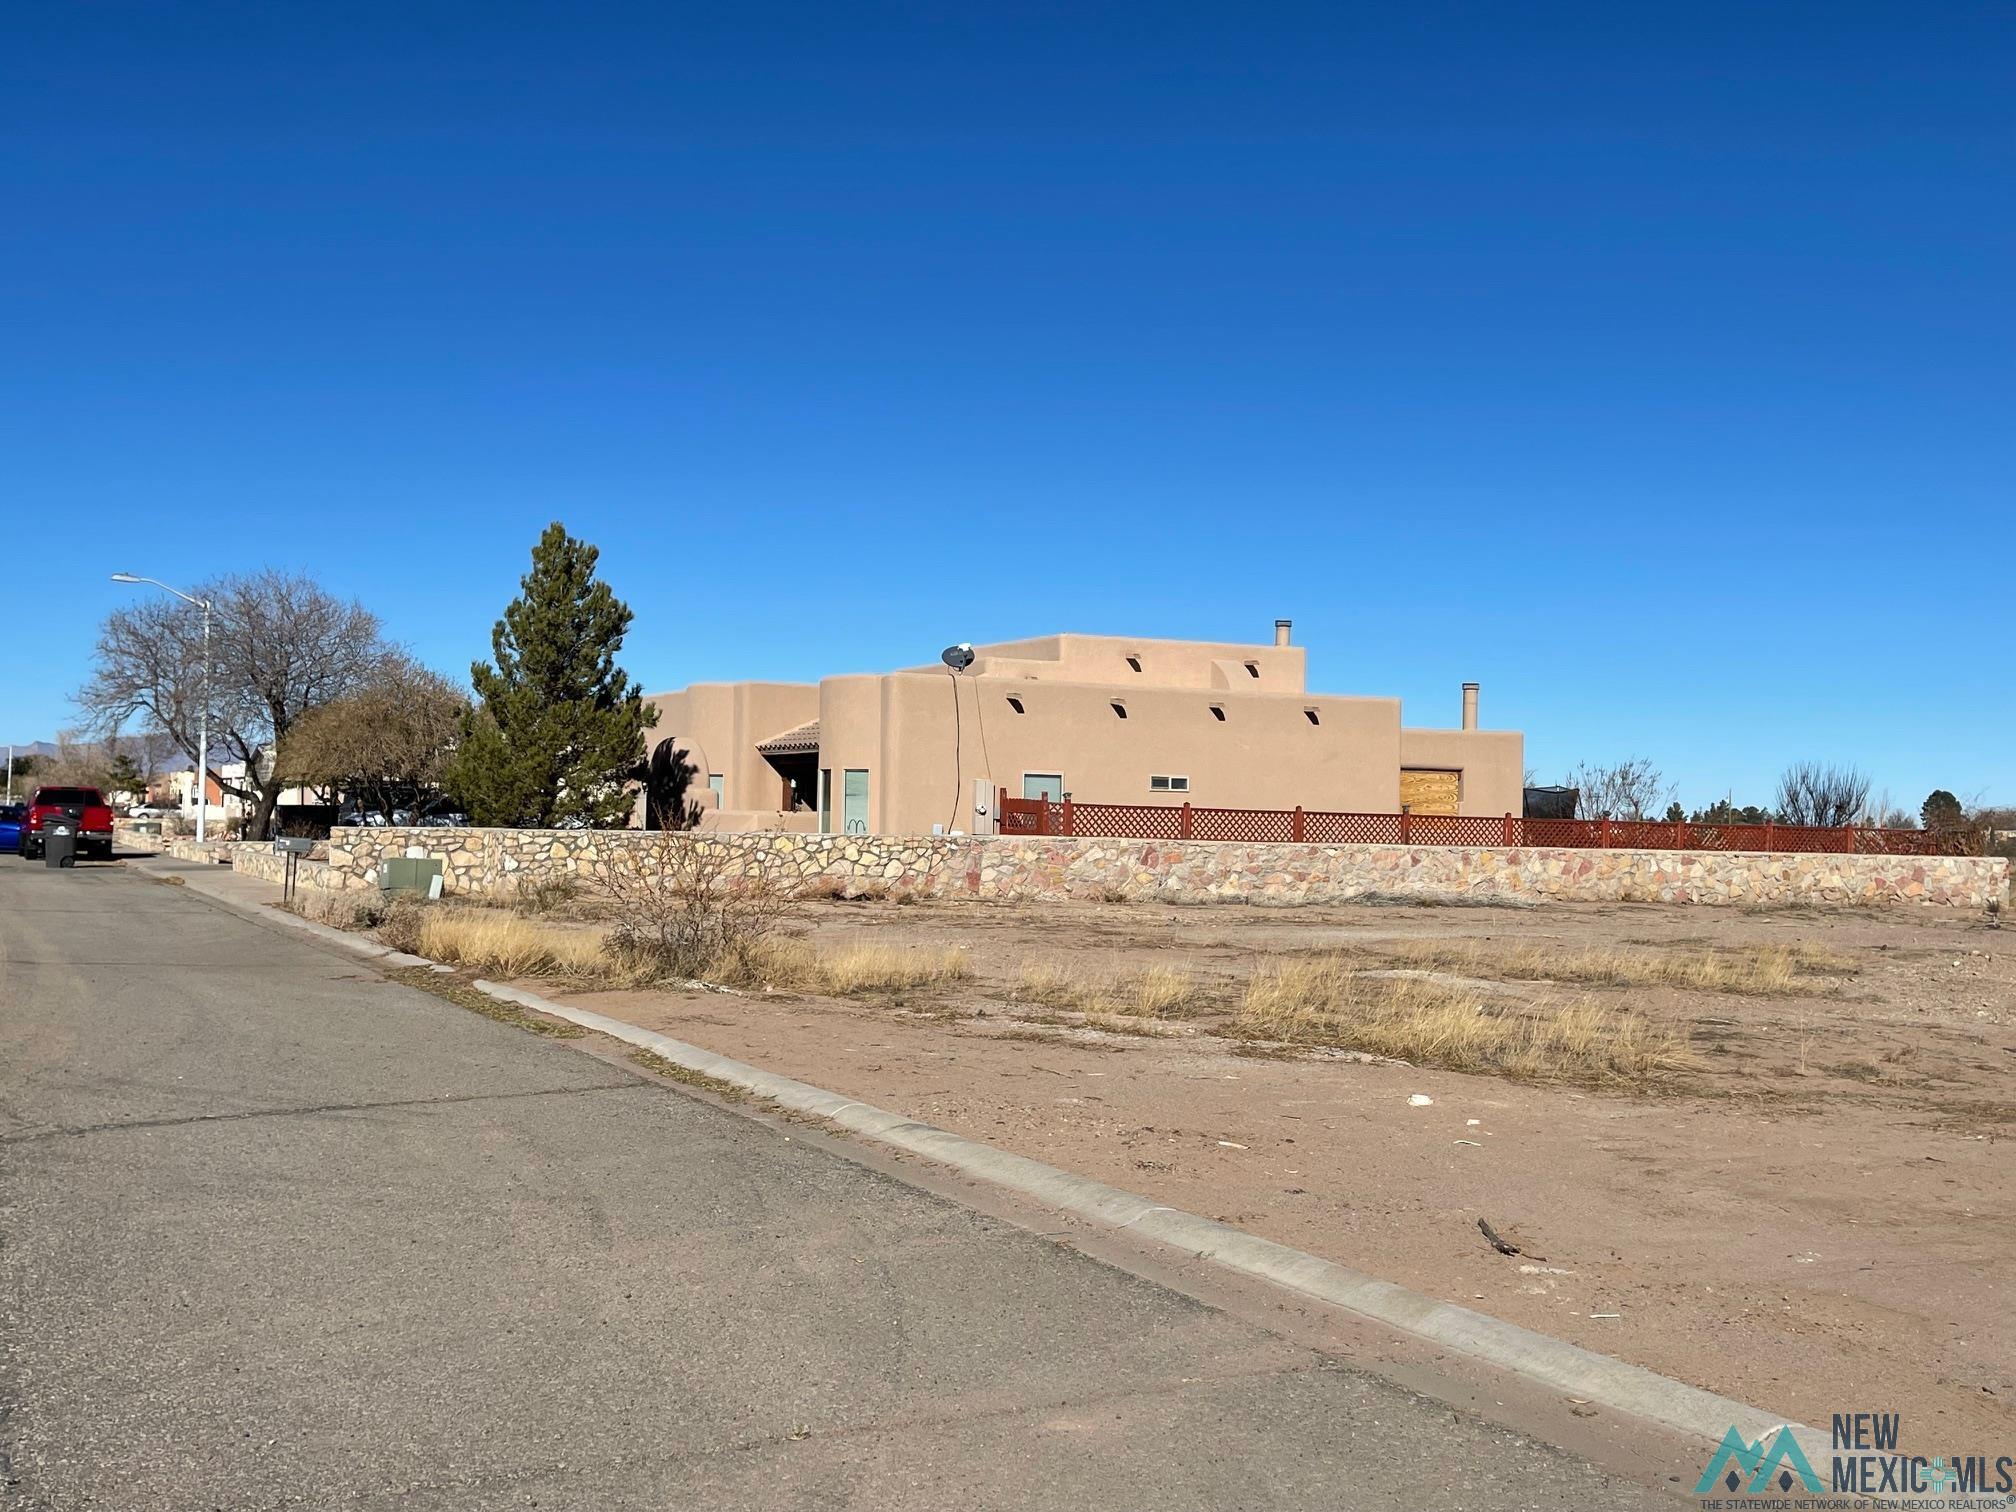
[4,2,2010,811]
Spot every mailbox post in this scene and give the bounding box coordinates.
[272,836,316,904]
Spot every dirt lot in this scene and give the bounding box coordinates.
[487,892,2011,1449]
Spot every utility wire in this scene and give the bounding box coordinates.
[946,667,964,835]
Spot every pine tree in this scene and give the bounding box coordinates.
[447,523,655,828]
[1921,789,1964,832]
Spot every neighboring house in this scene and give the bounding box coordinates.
[160,753,318,831]
[645,622,1523,836]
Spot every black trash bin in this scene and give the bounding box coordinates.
[42,808,80,869]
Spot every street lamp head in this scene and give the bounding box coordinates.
[110,572,143,583]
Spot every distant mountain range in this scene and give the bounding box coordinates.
[5,738,199,773]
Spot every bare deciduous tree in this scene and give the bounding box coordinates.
[1565,758,1671,821]
[1775,761,1871,828]
[80,571,389,839]
[275,655,468,820]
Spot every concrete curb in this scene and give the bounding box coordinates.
[142,858,1821,1459]
[475,976,1824,1460]
[140,860,440,969]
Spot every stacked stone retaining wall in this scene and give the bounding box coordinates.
[319,827,2007,910]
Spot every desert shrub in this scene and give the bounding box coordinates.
[504,874,579,917]
[591,835,796,984]
[373,897,432,955]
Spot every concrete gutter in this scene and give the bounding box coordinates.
[147,858,1820,1460]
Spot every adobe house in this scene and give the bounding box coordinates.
[643,622,1523,835]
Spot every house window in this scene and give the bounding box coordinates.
[708,773,724,803]
[1209,705,1226,721]
[1244,661,1260,678]
[1007,696,1025,714]
[1149,775,1190,793]
[1304,708,1320,725]
[1125,655,1142,672]
[1110,701,1128,719]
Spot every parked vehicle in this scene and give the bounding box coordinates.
[19,786,117,861]
[0,804,23,853]
[128,803,172,819]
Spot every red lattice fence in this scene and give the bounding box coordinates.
[994,791,1979,857]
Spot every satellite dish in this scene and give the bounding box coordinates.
[941,643,975,671]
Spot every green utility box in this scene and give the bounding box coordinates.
[378,856,445,899]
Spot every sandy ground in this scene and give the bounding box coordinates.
[516,893,2014,1450]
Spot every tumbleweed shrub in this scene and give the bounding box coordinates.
[1363,939,1849,996]
[1236,954,1695,1086]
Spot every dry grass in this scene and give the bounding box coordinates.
[305,890,970,998]
[415,908,615,980]
[749,938,971,996]
[384,966,587,1039]
[1360,939,1850,996]
[1235,953,1696,1086]
[814,942,971,994]
[1015,961,1210,1020]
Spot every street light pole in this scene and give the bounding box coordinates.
[110,573,215,844]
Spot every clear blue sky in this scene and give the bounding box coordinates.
[4,2,2009,811]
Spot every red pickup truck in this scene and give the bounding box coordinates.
[19,785,116,861]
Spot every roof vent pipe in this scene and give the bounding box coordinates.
[1461,682,1479,731]
[1274,619,1292,647]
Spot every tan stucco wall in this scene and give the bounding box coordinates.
[644,682,817,818]
[648,633,1523,836]
[926,633,1308,695]
[1398,729,1527,817]
[818,670,1408,834]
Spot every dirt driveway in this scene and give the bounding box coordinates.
[533,893,2013,1449]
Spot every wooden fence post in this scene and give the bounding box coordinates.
[1291,805,1304,843]
[1763,819,1775,852]
[1179,802,1192,840]
[1061,797,1074,837]
[1399,811,1412,844]
[1503,812,1517,847]
[1600,817,1612,848]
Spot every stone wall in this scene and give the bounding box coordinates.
[227,846,344,892]
[323,827,2008,910]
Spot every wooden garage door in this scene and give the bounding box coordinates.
[1400,769,1460,815]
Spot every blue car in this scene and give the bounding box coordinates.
[0,803,22,853]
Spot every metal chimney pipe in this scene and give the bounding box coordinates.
[1461,682,1479,731]
[1274,619,1292,647]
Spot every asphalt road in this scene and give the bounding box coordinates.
[0,857,1671,1510]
